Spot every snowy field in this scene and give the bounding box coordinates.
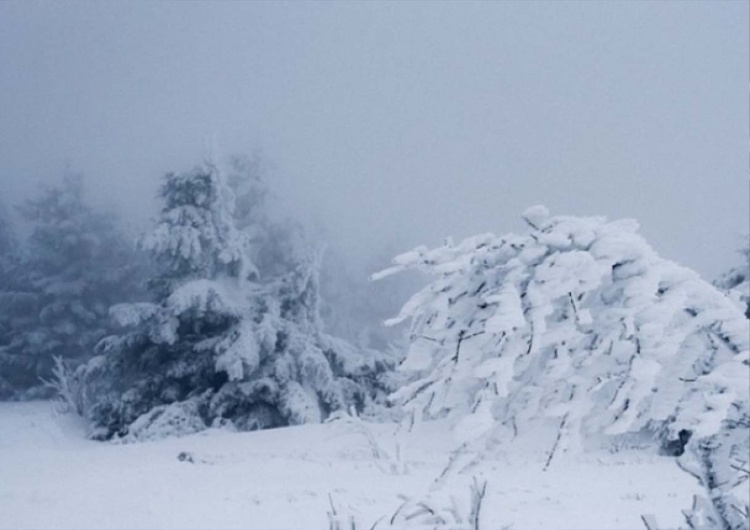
[0,401,702,530]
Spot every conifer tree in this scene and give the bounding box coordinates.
[0,200,14,256]
[0,201,25,398]
[0,175,141,398]
[85,162,390,441]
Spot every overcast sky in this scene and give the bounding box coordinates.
[0,1,747,279]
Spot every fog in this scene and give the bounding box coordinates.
[0,1,747,278]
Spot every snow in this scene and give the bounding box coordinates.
[522,205,550,229]
[0,401,703,530]
[215,321,260,381]
[484,284,525,334]
[167,279,244,318]
[109,302,160,328]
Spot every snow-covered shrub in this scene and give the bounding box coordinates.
[121,400,208,443]
[384,478,488,530]
[326,493,362,530]
[327,411,410,475]
[40,356,87,416]
[86,162,391,440]
[335,477,490,530]
[375,206,749,522]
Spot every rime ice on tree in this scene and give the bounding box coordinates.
[376,207,749,526]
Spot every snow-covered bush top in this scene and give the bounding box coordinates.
[374,206,749,450]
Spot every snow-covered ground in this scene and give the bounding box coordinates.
[1,401,701,529]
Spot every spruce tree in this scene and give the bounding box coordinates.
[85,162,389,441]
[0,201,25,398]
[0,199,14,256]
[0,175,141,398]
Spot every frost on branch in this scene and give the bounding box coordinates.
[376,208,749,520]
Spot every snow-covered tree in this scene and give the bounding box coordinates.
[714,239,749,319]
[375,207,749,526]
[0,199,18,302]
[0,201,25,398]
[84,162,391,440]
[225,154,399,411]
[0,175,142,399]
[0,199,14,256]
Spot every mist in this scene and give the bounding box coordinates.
[0,1,747,279]
[2,4,750,527]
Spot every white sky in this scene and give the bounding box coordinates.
[0,1,747,278]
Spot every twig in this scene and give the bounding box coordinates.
[675,458,703,485]
[368,515,386,530]
[451,330,485,363]
[640,514,659,530]
[543,414,568,471]
[568,292,579,322]
[525,321,534,355]
[471,478,488,530]
[415,502,436,516]
[435,443,469,485]
[389,498,409,525]
[328,493,337,516]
